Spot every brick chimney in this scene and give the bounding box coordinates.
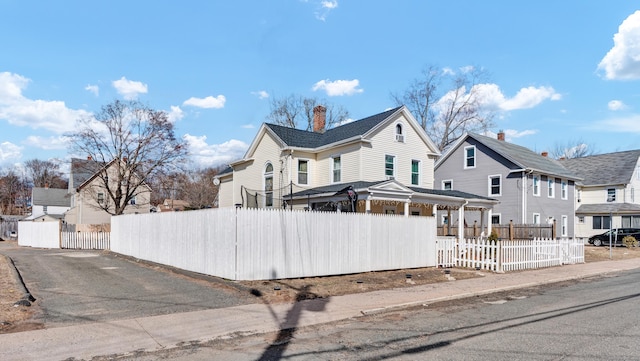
[541,151,548,157]
[87,155,92,160]
[313,105,326,133]
[497,131,505,141]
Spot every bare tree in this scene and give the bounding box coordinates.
[0,170,29,215]
[67,100,188,216]
[24,159,67,188]
[551,139,598,159]
[266,94,350,131]
[391,65,496,151]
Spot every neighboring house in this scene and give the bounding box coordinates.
[64,157,152,226]
[25,186,70,220]
[434,132,581,238]
[559,150,640,241]
[159,199,190,212]
[217,105,497,234]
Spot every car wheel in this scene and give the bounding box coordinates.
[593,239,602,247]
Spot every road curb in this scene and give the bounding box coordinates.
[0,253,35,306]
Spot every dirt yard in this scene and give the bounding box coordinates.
[1,243,639,334]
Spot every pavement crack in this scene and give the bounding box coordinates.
[134,318,165,348]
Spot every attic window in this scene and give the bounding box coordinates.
[607,188,616,202]
[395,124,404,142]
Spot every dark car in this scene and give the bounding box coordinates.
[589,228,640,247]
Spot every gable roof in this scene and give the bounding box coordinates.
[558,149,640,186]
[32,187,70,207]
[437,132,580,180]
[70,158,106,189]
[238,106,440,162]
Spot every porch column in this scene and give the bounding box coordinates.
[458,203,465,242]
[365,194,372,213]
[404,199,410,217]
[487,208,492,236]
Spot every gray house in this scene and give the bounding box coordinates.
[434,132,581,238]
[559,150,640,240]
[27,187,70,220]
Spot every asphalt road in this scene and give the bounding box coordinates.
[0,242,256,327]
[112,269,640,360]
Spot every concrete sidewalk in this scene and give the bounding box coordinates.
[2,258,640,361]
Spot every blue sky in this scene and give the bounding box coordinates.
[1,1,640,172]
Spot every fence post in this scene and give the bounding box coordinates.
[509,220,514,241]
[552,219,557,239]
[473,220,478,237]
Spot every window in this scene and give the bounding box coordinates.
[395,124,404,142]
[130,196,136,205]
[97,192,105,205]
[298,160,308,185]
[442,215,449,225]
[607,188,616,202]
[491,214,501,224]
[533,176,540,196]
[547,178,555,198]
[622,215,640,228]
[264,162,274,207]
[561,215,568,237]
[385,155,395,179]
[592,215,611,230]
[488,175,501,196]
[632,188,635,203]
[332,156,341,183]
[442,180,452,190]
[578,216,585,224]
[561,181,568,200]
[411,160,420,185]
[43,205,48,213]
[383,206,396,214]
[533,213,540,225]
[464,146,476,169]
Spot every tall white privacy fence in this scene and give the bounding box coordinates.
[17,221,110,250]
[436,237,585,272]
[111,207,438,281]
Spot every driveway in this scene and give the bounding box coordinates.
[0,242,256,328]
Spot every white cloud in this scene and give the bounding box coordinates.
[183,95,226,109]
[183,134,248,168]
[24,135,70,150]
[477,84,561,111]
[315,0,338,21]
[598,10,640,80]
[241,124,255,129]
[0,72,91,133]
[251,90,269,99]
[312,79,363,96]
[112,76,148,100]
[85,84,99,96]
[0,141,22,162]
[167,106,184,122]
[484,129,538,142]
[608,100,626,111]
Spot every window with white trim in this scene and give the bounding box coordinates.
[442,180,452,190]
[491,214,501,224]
[578,216,584,224]
[97,192,105,205]
[592,215,611,230]
[464,146,476,169]
[488,175,501,196]
[411,159,421,185]
[385,154,396,179]
[395,123,404,142]
[130,196,136,205]
[561,215,568,237]
[533,213,540,225]
[332,156,341,183]
[533,175,540,196]
[264,162,274,207]
[298,159,308,185]
[547,178,555,198]
[561,181,567,200]
[607,188,616,202]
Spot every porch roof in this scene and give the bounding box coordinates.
[286,180,498,209]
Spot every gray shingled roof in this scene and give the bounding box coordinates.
[265,106,403,148]
[70,158,104,189]
[288,180,496,201]
[468,133,580,180]
[32,187,70,207]
[559,150,640,186]
[576,202,640,214]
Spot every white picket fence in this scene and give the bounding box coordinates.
[17,221,110,250]
[111,207,438,281]
[436,237,585,272]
